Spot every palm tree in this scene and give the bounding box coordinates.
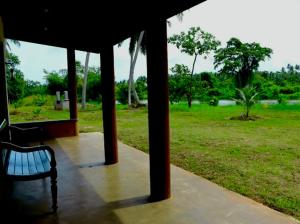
[234,86,259,118]
[81,52,90,109]
[127,31,146,106]
[5,39,20,52]
[120,13,184,107]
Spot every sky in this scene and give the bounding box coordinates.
[9,0,300,83]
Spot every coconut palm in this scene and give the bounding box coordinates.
[234,86,259,118]
[120,13,184,107]
[81,52,90,109]
[5,39,20,52]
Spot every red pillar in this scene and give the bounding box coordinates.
[146,20,170,201]
[101,44,118,165]
[0,17,9,130]
[67,48,78,135]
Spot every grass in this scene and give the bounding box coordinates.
[9,102,300,219]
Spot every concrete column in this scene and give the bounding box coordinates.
[101,44,118,165]
[0,17,9,127]
[67,48,78,134]
[146,20,170,201]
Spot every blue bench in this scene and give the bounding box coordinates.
[0,119,57,212]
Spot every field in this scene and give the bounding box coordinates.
[9,102,300,219]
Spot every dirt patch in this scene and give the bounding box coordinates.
[230,115,262,121]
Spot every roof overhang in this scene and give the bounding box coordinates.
[1,1,206,53]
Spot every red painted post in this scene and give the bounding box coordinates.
[67,48,78,135]
[0,17,10,139]
[101,44,118,165]
[146,19,170,201]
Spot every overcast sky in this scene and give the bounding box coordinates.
[9,0,300,83]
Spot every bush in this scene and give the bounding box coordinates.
[32,95,47,106]
[280,87,295,94]
[209,96,219,106]
[116,81,128,105]
[278,94,288,104]
[32,108,42,117]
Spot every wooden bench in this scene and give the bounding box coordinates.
[0,119,57,212]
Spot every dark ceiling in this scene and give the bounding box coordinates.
[1,0,205,53]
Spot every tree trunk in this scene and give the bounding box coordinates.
[81,52,90,109]
[187,94,192,108]
[187,54,198,108]
[128,31,144,106]
[128,52,133,106]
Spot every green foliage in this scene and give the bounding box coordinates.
[24,80,47,97]
[209,96,219,106]
[12,99,23,109]
[169,64,192,104]
[32,94,47,106]
[86,69,102,101]
[7,70,25,102]
[277,94,288,104]
[32,108,42,116]
[168,27,220,107]
[135,76,147,100]
[234,86,259,117]
[6,52,25,102]
[21,95,55,107]
[116,80,128,104]
[44,70,67,94]
[168,27,220,58]
[214,37,273,88]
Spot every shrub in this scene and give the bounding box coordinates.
[32,108,42,117]
[32,95,47,106]
[280,87,295,94]
[209,96,219,106]
[233,86,259,117]
[116,81,128,105]
[277,94,288,104]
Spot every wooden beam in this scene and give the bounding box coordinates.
[146,20,170,201]
[0,17,9,127]
[101,45,118,165]
[67,48,78,134]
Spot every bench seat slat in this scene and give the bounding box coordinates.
[33,151,45,173]
[21,153,30,175]
[7,151,16,175]
[14,152,23,175]
[39,150,51,172]
[28,152,38,175]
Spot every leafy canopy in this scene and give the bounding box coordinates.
[214,37,272,88]
[168,27,220,58]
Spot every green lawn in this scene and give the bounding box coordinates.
[9,103,300,219]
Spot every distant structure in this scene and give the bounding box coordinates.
[55,91,69,110]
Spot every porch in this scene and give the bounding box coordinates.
[2,133,298,224]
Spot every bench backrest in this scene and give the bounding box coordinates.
[0,119,8,173]
[0,119,8,142]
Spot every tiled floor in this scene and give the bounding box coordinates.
[1,133,298,224]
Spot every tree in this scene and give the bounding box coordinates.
[43,70,66,94]
[127,31,145,106]
[135,76,147,100]
[86,67,101,101]
[169,64,191,104]
[5,52,25,102]
[116,80,129,105]
[214,37,272,88]
[120,14,184,107]
[168,27,220,107]
[81,52,90,109]
[233,86,259,119]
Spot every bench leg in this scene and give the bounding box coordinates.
[50,169,58,212]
